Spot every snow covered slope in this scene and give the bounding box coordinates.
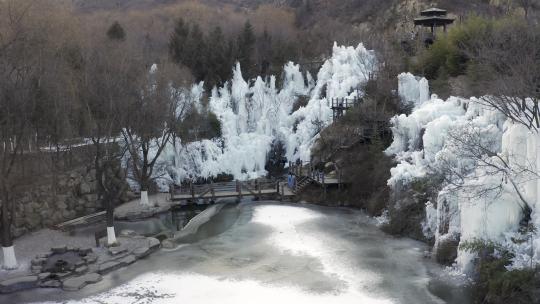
[153,43,376,188]
[387,75,540,273]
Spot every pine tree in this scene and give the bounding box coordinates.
[107,21,126,41]
[169,18,190,65]
[185,23,207,81]
[237,20,256,79]
[258,28,273,76]
[205,26,226,89]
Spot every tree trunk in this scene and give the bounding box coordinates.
[1,185,17,269]
[106,196,117,246]
[139,171,150,206]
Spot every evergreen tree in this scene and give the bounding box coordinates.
[107,21,126,41]
[237,20,256,79]
[169,18,190,65]
[258,28,273,76]
[225,39,237,76]
[185,23,207,81]
[205,26,226,89]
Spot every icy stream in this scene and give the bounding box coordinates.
[3,202,470,304]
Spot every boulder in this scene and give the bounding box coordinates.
[0,275,38,294]
[79,182,92,195]
[83,254,98,264]
[79,247,93,255]
[56,201,68,210]
[39,280,62,289]
[12,227,28,238]
[133,246,151,259]
[119,255,136,266]
[30,257,47,266]
[75,266,88,275]
[51,245,67,254]
[23,204,34,214]
[62,273,102,291]
[97,261,123,274]
[108,246,128,256]
[31,265,43,274]
[120,229,137,237]
[161,239,175,249]
[24,213,41,229]
[75,260,86,267]
[147,237,160,250]
[84,194,98,203]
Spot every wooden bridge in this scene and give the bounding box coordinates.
[169,179,294,203]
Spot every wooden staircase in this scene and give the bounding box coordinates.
[294,176,313,194]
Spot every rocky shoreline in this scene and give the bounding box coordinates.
[0,233,160,294]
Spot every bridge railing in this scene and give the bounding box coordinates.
[288,161,343,186]
[169,178,280,201]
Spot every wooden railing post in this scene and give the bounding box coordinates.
[211,180,215,201]
[169,184,174,201]
[257,179,262,198]
[236,180,242,199]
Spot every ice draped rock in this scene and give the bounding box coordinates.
[397,72,429,108]
[387,75,540,273]
[147,43,376,189]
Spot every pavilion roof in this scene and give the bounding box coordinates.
[414,16,455,26]
[420,8,448,16]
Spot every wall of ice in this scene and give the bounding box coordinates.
[152,43,376,188]
[387,74,540,273]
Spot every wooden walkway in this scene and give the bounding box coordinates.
[331,96,363,121]
[170,179,294,203]
[288,161,346,195]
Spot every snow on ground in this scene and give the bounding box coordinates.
[387,74,540,273]
[145,43,376,190]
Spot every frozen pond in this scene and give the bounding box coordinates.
[2,202,470,304]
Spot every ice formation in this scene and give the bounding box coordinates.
[397,72,429,109]
[150,43,376,188]
[387,75,540,273]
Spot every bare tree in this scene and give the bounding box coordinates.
[77,37,140,245]
[0,0,39,269]
[467,22,540,130]
[121,63,189,206]
[440,124,535,215]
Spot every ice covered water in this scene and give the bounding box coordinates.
[10,203,469,304]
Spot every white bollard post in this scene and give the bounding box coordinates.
[2,246,18,270]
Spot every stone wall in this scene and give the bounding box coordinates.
[11,166,132,238]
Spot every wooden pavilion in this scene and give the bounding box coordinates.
[414,8,454,45]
